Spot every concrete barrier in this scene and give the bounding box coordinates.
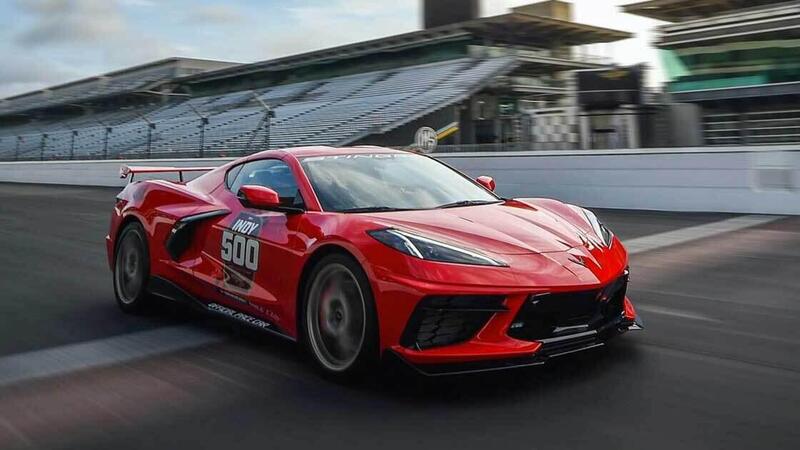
[444,147,800,215]
[0,147,798,214]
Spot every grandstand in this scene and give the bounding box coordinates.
[0,1,631,161]
[624,0,800,145]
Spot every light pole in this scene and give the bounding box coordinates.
[103,126,112,159]
[29,124,48,161]
[253,93,276,153]
[128,91,188,159]
[187,103,209,158]
[263,108,275,150]
[40,133,48,161]
[133,113,156,159]
[94,120,112,160]
[69,130,77,160]
[146,122,156,159]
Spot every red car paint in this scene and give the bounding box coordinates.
[107,146,640,372]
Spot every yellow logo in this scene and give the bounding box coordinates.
[600,69,629,80]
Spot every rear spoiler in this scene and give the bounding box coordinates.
[119,165,217,182]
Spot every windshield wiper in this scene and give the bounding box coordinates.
[436,200,501,209]
[339,206,411,213]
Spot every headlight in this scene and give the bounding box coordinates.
[368,228,507,267]
[581,208,614,248]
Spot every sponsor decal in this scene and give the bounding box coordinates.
[208,303,271,330]
[414,126,438,153]
[215,288,275,318]
[216,288,249,306]
[221,213,263,292]
[600,68,630,80]
[230,217,261,236]
[302,153,413,162]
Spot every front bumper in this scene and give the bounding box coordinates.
[392,312,643,376]
[370,244,640,376]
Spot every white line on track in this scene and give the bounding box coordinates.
[0,213,784,388]
[634,305,722,323]
[624,215,784,255]
[0,326,224,387]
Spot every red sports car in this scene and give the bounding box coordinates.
[108,146,642,378]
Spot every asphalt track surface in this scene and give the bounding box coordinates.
[0,183,799,450]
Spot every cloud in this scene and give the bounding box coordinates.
[258,0,417,59]
[2,0,185,98]
[0,55,82,97]
[317,0,416,18]
[187,4,245,25]
[119,0,155,6]
[14,0,128,46]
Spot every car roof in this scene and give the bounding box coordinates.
[250,145,410,159]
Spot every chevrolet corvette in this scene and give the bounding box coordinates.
[108,146,642,378]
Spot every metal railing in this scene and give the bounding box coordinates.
[704,109,800,146]
[0,98,278,162]
[515,49,612,66]
[432,142,580,153]
[10,105,800,161]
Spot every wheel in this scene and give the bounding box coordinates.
[113,222,153,314]
[302,253,378,379]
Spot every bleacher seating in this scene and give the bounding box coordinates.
[0,65,177,116]
[0,57,516,160]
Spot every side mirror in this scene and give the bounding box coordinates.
[237,185,305,214]
[238,185,281,209]
[476,176,496,192]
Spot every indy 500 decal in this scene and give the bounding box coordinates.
[221,213,263,292]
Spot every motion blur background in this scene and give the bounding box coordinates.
[0,0,798,214]
[0,1,798,449]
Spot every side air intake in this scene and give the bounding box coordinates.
[400,295,506,350]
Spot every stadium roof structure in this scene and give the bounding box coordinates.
[0,8,630,119]
[622,0,787,22]
[0,57,239,117]
[177,12,631,85]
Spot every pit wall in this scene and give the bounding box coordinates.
[0,147,798,215]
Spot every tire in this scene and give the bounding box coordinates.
[113,222,154,314]
[301,253,379,380]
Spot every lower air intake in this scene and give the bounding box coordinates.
[401,296,506,350]
[508,274,628,342]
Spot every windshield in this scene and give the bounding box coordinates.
[300,153,499,213]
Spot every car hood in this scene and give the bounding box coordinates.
[365,200,592,255]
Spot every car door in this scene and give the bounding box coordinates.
[194,158,307,333]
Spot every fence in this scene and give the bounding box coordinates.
[704,109,800,146]
[0,106,276,162]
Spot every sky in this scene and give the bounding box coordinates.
[0,0,665,99]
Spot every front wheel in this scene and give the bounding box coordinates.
[302,253,378,379]
[113,222,153,314]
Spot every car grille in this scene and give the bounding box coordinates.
[508,273,629,342]
[400,295,507,350]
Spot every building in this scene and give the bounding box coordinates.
[0,1,631,161]
[624,0,800,145]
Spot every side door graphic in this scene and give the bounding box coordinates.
[220,212,263,293]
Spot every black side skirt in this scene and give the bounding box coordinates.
[147,276,295,342]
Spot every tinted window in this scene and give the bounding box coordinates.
[230,159,303,207]
[225,164,244,189]
[300,153,498,212]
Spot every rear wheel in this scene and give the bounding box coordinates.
[302,253,378,379]
[113,222,153,314]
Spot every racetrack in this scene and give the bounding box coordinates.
[1,183,799,450]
